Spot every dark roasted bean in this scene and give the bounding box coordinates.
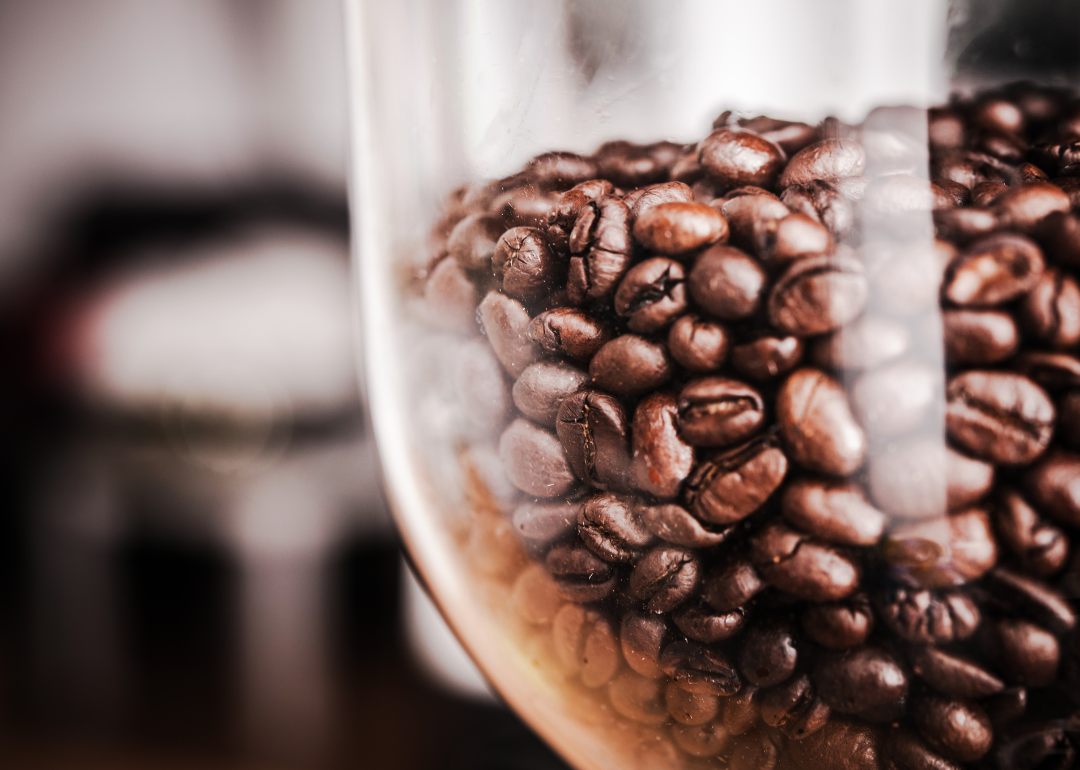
[632,392,695,499]
[719,193,791,251]
[945,371,1054,465]
[759,674,831,740]
[577,493,655,564]
[1019,266,1080,348]
[734,115,818,155]
[699,129,786,189]
[1059,392,1080,450]
[909,647,1004,700]
[768,254,868,337]
[546,542,616,602]
[777,369,867,476]
[781,479,887,546]
[752,520,861,601]
[478,290,540,375]
[511,499,581,556]
[660,640,741,695]
[633,201,728,256]
[933,206,998,244]
[1012,162,1050,186]
[992,182,1072,232]
[981,617,1059,687]
[802,595,873,650]
[492,184,558,228]
[499,418,577,497]
[525,151,598,190]
[876,587,980,644]
[667,314,730,373]
[786,719,880,770]
[739,623,798,687]
[447,213,506,270]
[626,181,695,221]
[556,389,632,490]
[1013,350,1080,390]
[884,729,962,770]
[614,257,688,333]
[942,233,1045,307]
[684,436,788,525]
[883,507,997,587]
[665,680,720,725]
[512,361,588,427]
[780,140,867,188]
[815,647,907,716]
[588,334,673,396]
[492,226,562,302]
[981,567,1075,634]
[754,212,834,267]
[981,687,1027,728]
[528,307,611,362]
[912,696,992,763]
[688,245,767,321]
[629,545,700,613]
[639,503,729,549]
[703,557,765,613]
[933,178,970,207]
[678,377,766,448]
[994,723,1075,770]
[994,488,1069,576]
[567,196,633,304]
[547,179,615,252]
[723,685,761,736]
[671,601,745,643]
[969,181,1008,208]
[942,309,1018,365]
[731,335,804,381]
[781,179,854,238]
[621,612,668,678]
[595,140,679,188]
[1036,210,1080,265]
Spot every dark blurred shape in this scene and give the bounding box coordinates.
[952,0,1080,77]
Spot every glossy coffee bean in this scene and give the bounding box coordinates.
[945,371,1054,465]
[777,368,867,476]
[781,479,887,546]
[942,309,1019,365]
[992,182,1071,232]
[779,139,867,188]
[739,622,798,687]
[1013,350,1080,390]
[684,436,788,525]
[626,181,695,220]
[1036,210,1080,266]
[699,129,786,189]
[912,696,992,763]
[733,115,818,155]
[751,520,861,601]
[719,192,791,251]
[556,389,632,490]
[511,499,580,556]
[595,140,680,188]
[567,196,633,304]
[589,335,673,396]
[1024,450,1080,529]
[512,361,588,427]
[781,179,854,238]
[524,151,598,190]
[994,723,1075,770]
[545,542,616,602]
[447,213,506,270]
[620,612,668,678]
[883,507,997,587]
[671,601,745,643]
[759,674,831,740]
[639,503,728,550]
[633,201,728,256]
[547,179,614,252]
[786,718,880,770]
[667,314,730,373]
[933,207,998,244]
[492,226,562,302]
[942,233,1045,307]
[981,567,1075,634]
[613,257,688,333]
[629,545,700,613]
[491,184,558,228]
[768,254,868,337]
[702,557,765,613]
[1019,266,1080,348]
[876,587,980,644]
[660,640,741,695]
[814,647,908,715]
[722,685,761,736]
[688,245,767,321]
[933,178,971,207]
[577,493,655,564]
[499,418,577,497]
[731,335,804,381]
[477,290,541,375]
[801,595,873,650]
[983,617,1060,687]
[970,181,1009,208]
[632,392,695,499]
[995,488,1069,576]
[677,377,766,448]
[909,647,1004,700]
[753,212,834,267]
[528,306,611,363]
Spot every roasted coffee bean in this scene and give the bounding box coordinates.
[802,595,874,650]
[781,180,854,238]
[425,256,478,332]
[994,488,1069,576]
[810,316,909,371]
[768,254,868,337]
[983,617,1060,687]
[477,291,540,377]
[777,369,867,476]
[621,612,668,678]
[1013,350,1080,390]
[969,181,1008,208]
[677,377,766,448]
[639,503,729,549]
[632,393,694,499]
[492,227,562,302]
[666,680,720,725]
[684,436,788,525]
[567,196,633,304]
[942,233,1046,307]
[982,686,1027,728]
[703,557,765,613]
[909,647,1004,700]
[512,361,588,427]
[491,184,558,228]
[754,212,834,267]
[671,720,730,757]
[752,520,860,602]
[786,718,880,770]
[815,647,908,716]
[1012,162,1050,186]
[739,623,798,688]
[933,207,998,244]
[992,182,1072,232]
[730,729,780,770]
[1024,450,1080,528]
[499,418,577,497]
[629,545,700,612]
[688,245,767,321]
[1059,392,1080,450]
[759,674,831,740]
[699,129,786,189]
[942,309,1019,365]
[614,257,688,333]
[884,507,997,587]
[732,115,818,155]
[719,193,791,251]
[933,178,971,208]
[626,181,695,220]
[524,151,598,190]
[994,723,1075,770]
[672,601,746,643]
[1036,210,1080,265]
[577,493,655,564]
[884,729,962,770]
[528,307,611,363]
[1019,266,1080,348]
[731,335,804,381]
[780,140,867,189]
[876,587,980,644]
[660,640,741,695]
[589,335,673,396]
[511,497,581,558]
[447,213,506,270]
[781,479,887,546]
[555,389,631,491]
[595,140,679,188]
[723,685,761,736]
[552,604,621,687]
[912,696,992,763]
[981,567,1075,634]
[547,179,615,252]
[667,314,730,373]
[633,201,728,256]
[546,542,616,602]
[852,359,939,437]
[945,371,1054,465]
[608,670,669,724]
[934,153,977,187]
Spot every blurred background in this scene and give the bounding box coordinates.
[0,0,1076,768]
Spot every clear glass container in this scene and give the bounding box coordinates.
[346,3,1080,769]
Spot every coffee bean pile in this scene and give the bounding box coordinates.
[420,82,1080,770]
